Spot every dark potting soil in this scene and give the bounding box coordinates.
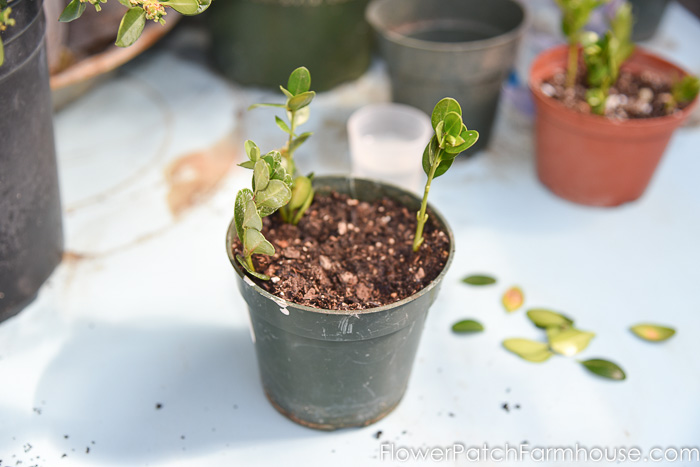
[232,191,450,311]
[541,69,692,119]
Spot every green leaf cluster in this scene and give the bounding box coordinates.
[581,2,634,114]
[58,0,212,48]
[0,0,16,66]
[554,0,610,88]
[413,98,478,252]
[667,75,700,111]
[249,67,316,225]
[234,140,293,280]
[503,308,626,381]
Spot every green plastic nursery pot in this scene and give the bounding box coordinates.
[0,0,63,322]
[529,45,698,207]
[208,0,372,91]
[366,0,526,152]
[226,176,454,430]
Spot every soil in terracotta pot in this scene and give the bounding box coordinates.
[232,192,450,311]
[540,68,692,119]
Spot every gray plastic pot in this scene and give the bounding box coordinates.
[366,0,526,152]
[226,176,454,430]
[0,0,63,322]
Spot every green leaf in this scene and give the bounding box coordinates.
[503,338,553,363]
[287,66,311,96]
[244,140,260,162]
[0,37,4,67]
[287,91,315,112]
[433,155,455,179]
[253,159,270,193]
[442,112,463,138]
[238,161,255,169]
[549,328,595,356]
[162,0,199,15]
[115,8,146,48]
[289,132,312,154]
[444,129,479,155]
[290,106,310,127]
[630,323,676,342]
[244,229,275,256]
[580,358,626,381]
[421,136,438,176]
[236,254,270,281]
[195,0,212,14]
[461,275,497,286]
[452,319,484,333]
[248,103,286,110]
[59,0,87,22]
[288,175,313,210]
[118,0,132,7]
[502,286,524,312]
[527,309,574,329]
[255,179,292,212]
[280,86,294,99]
[431,98,462,130]
[275,116,293,135]
[234,189,254,241]
[242,199,262,231]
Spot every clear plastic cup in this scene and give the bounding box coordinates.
[347,103,433,193]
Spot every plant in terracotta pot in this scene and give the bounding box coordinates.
[0,0,210,322]
[227,68,478,429]
[530,0,699,206]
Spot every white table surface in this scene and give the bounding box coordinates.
[2,3,699,466]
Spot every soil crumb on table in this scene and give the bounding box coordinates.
[233,192,450,311]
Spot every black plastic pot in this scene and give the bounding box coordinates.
[630,0,670,41]
[207,0,372,92]
[226,176,454,430]
[0,0,63,322]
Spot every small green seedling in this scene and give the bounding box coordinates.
[555,0,610,88]
[413,98,479,252]
[582,2,634,114]
[0,0,16,66]
[234,141,293,280]
[249,66,316,225]
[667,75,700,112]
[59,0,212,48]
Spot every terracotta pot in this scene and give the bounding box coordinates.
[529,45,698,207]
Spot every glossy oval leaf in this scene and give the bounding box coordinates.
[444,129,479,155]
[503,338,553,363]
[630,323,676,342]
[461,275,497,286]
[288,91,315,111]
[442,112,463,138]
[549,328,595,356]
[431,98,461,130]
[162,0,199,15]
[253,160,270,192]
[254,179,292,211]
[236,254,270,281]
[433,154,455,179]
[288,176,313,210]
[234,189,254,241]
[290,106,310,127]
[244,229,275,257]
[502,286,524,312]
[244,140,260,162]
[287,66,311,96]
[275,116,292,135]
[242,199,262,231]
[527,309,574,329]
[421,136,438,176]
[452,319,484,333]
[581,359,626,381]
[59,0,86,22]
[115,8,146,48]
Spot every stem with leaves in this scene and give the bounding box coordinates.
[59,0,212,48]
[0,0,15,66]
[554,0,609,89]
[234,141,293,280]
[249,67,316,225]
[581,2,634,114]
[413,98,479,252]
